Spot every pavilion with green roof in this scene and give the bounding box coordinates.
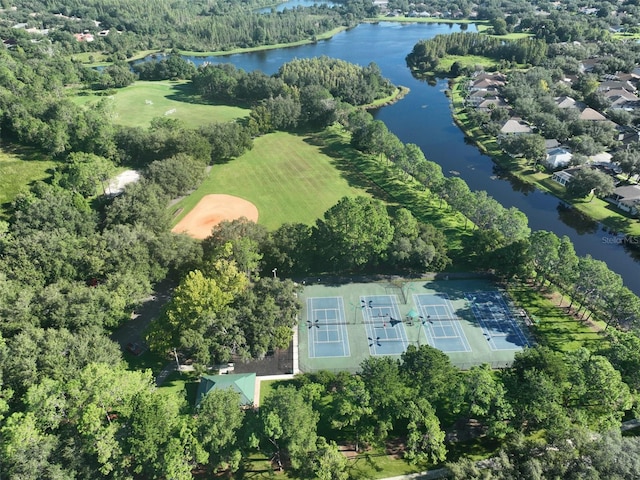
[195,373,256,408]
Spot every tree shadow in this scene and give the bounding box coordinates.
[556,202,599,234]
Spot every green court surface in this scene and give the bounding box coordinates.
[298,278,534,373]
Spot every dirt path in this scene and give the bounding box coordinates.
[110,278,175,351]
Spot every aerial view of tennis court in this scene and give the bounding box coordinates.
[298,278,533,373]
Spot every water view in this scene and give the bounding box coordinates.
[176,21,640,294]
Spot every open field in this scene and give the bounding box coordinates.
[508,283,605,352]
[0,147,56,216]
[70,80,249,129]
[170,129,370,230]
[170,126,472,257]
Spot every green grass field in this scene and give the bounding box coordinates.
[0,147,56,217]
[71,81,249,129]
[508,283,604,352]
[171,129,370,230]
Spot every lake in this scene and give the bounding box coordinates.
[177,21,640,294]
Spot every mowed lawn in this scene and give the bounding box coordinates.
[171,131,369,230]
[71,80,249,129]
[0,147,55,216]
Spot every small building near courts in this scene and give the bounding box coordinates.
[195,372,256,408]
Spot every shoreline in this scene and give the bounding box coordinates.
[445,77,640,238]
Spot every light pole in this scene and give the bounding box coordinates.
[272,268,278,279]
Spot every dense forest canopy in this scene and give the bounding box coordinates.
[0,0,376,52]
[1,0,640,477]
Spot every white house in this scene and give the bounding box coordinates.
[545,147,572,169]
[607,185,640,216]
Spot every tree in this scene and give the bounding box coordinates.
[613,149,640,180]
[104,180,171,234]
[199,121,253,163]
[144,153,207,199]
[146,269,237,363]
[462,364,514,439]
[260,385,318,471]
[262,223,312,276]
[350,119,390,155]
[504,346,571,433]
[126,390,197,479]
[56,152,116,197]
[0,412,60,479]
[554,235,579,302]
[359,356,408,439]
[501,134,546,165]
[399,345,462,417]
[563,349,632,431]
[313,196,394,271]
[195,388,245,473]
[440,176,472,213]
[529,230,561,285]
[403,398,447,465]
[305,439,349,480]
[331,375,374,451]
[234,277,301,359]
[64,363,156,476]
[299,84,338,127]
[566,168,615,201]
[601,285,640,330]
[204,219,267,279]
[603,330,640,391]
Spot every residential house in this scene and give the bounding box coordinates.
[598,80,637,93]
[579,58,601,73]
[554,96,578,109]
[579,107,607,121]
[605,89,640,110]
[607,184,640,216]
[616,126,640,145]
[552,167,582,186]
[195,373,257,408]
[500,117,532,135]
[73,33,94,42]
[545,147,573,169]
[476,96,508,111]
[588,152,613,165]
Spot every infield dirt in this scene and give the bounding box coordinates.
[171,194,258,239]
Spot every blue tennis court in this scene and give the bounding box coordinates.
[307,297,351,358]
[465,291,530,351]
[361,295,408,355]
[413,293,472,353]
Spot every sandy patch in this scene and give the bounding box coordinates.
[171,194,258,239]
[105,170,140,196]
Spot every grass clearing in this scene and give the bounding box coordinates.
[171,125,472,259]
[508,283,605,352]
[0,146,56,217]
[157,370,199,405]
[70,80,249,129]
[171,129,370,230]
